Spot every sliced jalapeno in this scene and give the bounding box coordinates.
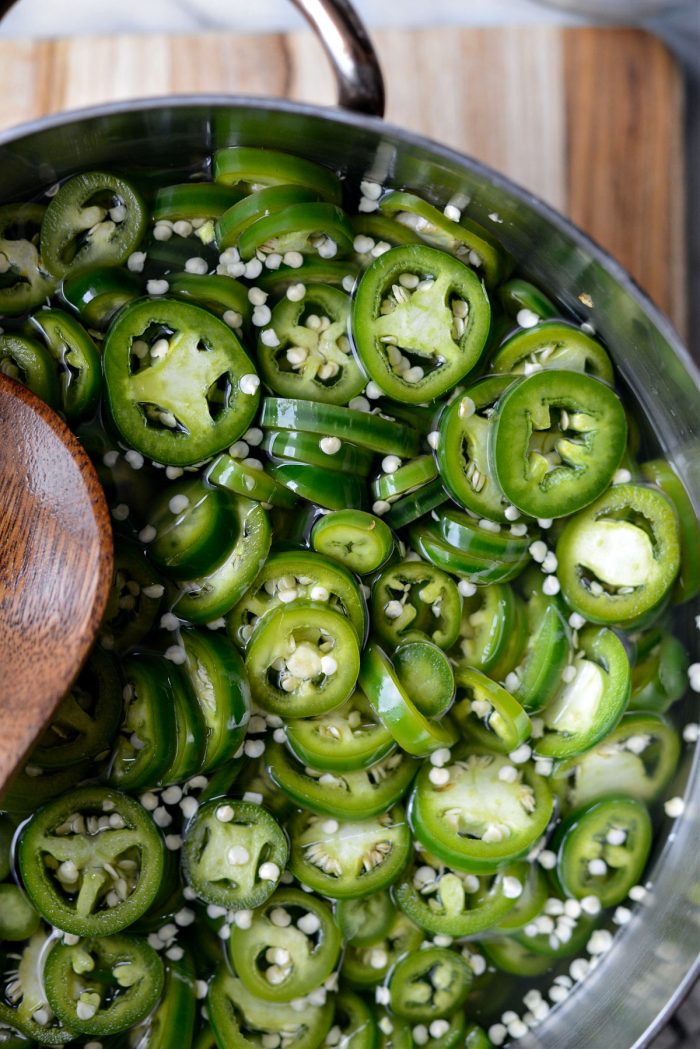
[335,890,396,946]
[386,946,472,1022]
[311,510,394,575]
[213,147,341,204]
[490,321,614,383]
[394,863,521,937]
[239,203,353,262]
[284,691,395,773]
[490,370,627,519]
[207,451,299,508]
[629,629,688,713]
[641,457,700,603]
[497,278,557,322]
[18,786,165,936]
[261,397,421,457]
[0,333,60,408]
[453,667,531,753]
[342,910,423,988]
[208,968,333,1049]
[0,203,56,315]
[371,560,462,651]
[263,430,375,476]
[352,244,490,404]
[41,172,147,278]
[392,638,455,718]
[62,265,141,330]
[154,182,244,221]
[147,475,239,577]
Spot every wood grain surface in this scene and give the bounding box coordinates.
[0,24,686,334]
[0,376,112,793]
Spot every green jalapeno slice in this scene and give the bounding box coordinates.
[62,265,141,330]
[245,600,360,718]
[18,787,165,936]
[641,458,700,603]
[261,397,421,457]
[386,946,472,1022]
[352,244,490,405]
[408,749,554,873]
[490,321,614,383]
[213,147,341,203]
[41,172,147,278]
[0,333,60,408]
[556,483,681,626]
[335,890,396,946]
[43,934,164,1036]
[104,298,260,467]
[311,510,394,575]
[342,911,423,988]
[229,888,341,1003]
[394,862,523,937]
[288,805,411,899]
[182,799,287,909]
[629,629,688,713]
[371,560,462,651]
[452,667,531,753]
[552,794,652,908]
[284,691,396,773]
[490,370,627,519]
[208,968,333,1049]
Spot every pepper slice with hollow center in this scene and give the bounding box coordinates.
[490,369,627,519]
[352,244,490,404]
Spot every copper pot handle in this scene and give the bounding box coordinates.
[0,0,385,117]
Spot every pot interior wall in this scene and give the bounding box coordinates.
[0,98,697,1048]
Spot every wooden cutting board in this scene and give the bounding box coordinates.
[0,24,686,335]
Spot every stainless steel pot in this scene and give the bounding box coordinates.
[0,1,697,1045]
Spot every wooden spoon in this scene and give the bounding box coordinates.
[0,375,113,793]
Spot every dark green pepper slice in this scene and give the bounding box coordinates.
[167,272,251,329]
[284,691,395,773]
[410,522,527,586]
[18,786,165,936]
[408,749,553,873]
[352,244,490,404]
[497,278,557,322]
[213,147,341,203]
[490,370,627,519]
[229,888,341,1003]
[173,496,271,624]
[267,460,367,510]
[311,509,394,575]
[263,430,375,476]
[509,573,571,712]
[552,794,652,908]
[245,600,360,717]
[182,799,287,909]
[108,652,177,791]
[386,946,472,1021]
[62,265,141,330]
[481,935,553,977]
[258,283,365,404]
[379,190,510,286]
[490,321,614,383]
[44,935,164,1036]
[179,627,250,772]
[261,397,421,457]
[343,910,423,988]
[266,742,418,820]
[215,184,321,249]
[392,638,455,718]
[226,548,367,648]
[147,475,238,577]
[371,560,462,650]
[372,456,438,503]
[385,477,448,529]
[0,202,56,316]
[208,967,333,1049]
[449,582,521,676]
[154,182,244,221]
[207,452,299,508]
[556,483,680,626]
[41,172,147,278]
[0,334,60,408]
[435,375,514,522]
[104,298,260,467]
[238,203,353,262]
[289,805,411,899]
[358,642,458,756]
[330,990,378,1049]
[537,626,631,760]
[452,667,531,753]
[101,543,164,654]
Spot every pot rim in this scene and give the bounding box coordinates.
[1,90,698,1042]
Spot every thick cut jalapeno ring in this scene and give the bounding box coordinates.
[386,946,472,1022]
[126,953,197,1049]
[147,475,238,578]
[556,483,681,626]
[490,370,627,519]
[263,429,375,475]
[167,272,252,328]
[335,890,396,946]
[266,742,418,820]
[28,309,101,421]
[552,795,652,908]
[352,244,491,404]
[153,182,244,222]
[44,935,164,1036]
[358,642,458,756]
[288,806,411,899]
[18,787,165,936]
[215,185,322,249]
[182,799,287,910]
[108,652,178,791]
[341,910,424,988]
[245,601,360,718]
[371,560,462,651]
[497,278,557,322]
[536,626,631,760]
[0,333,60,407]
[641,457,700,604]
[436,375,514,522]
[207,451,299,508]
[261,397,421,457]
[408,750,554,873]
[41,172,147,278]
[490,321,614,383]
[410,520,529,586]
[509,573,571,712]
[392,638,455,718]
[238,203,353,262]
[311,509,394,575]
[208,968,333,1049]
[104,298,260,466]
[258,283,365,404]
[62,264,141,330]
[449,582,521,676]
[229,888,341,1003]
